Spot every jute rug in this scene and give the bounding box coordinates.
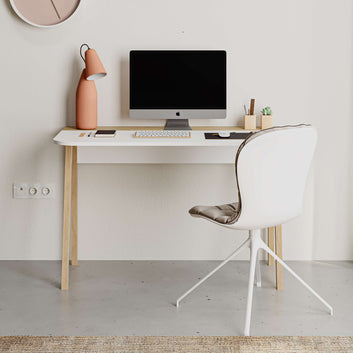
[0,336,352,353]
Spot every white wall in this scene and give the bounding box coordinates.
[1,0,352,260]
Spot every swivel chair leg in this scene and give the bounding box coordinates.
[176,237,250,307]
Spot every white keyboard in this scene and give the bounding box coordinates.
[134,130,191,138]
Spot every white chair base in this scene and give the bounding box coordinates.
[176,229,333,336]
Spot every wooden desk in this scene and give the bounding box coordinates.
[54,126,283,290]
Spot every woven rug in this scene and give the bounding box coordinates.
[0,336,352,353]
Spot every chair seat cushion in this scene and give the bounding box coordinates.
[189,202,240,225]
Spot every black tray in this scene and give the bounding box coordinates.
[204,132,253,140]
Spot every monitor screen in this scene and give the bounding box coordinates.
[130,50,226,110]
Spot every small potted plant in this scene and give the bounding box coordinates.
[261,106,273,129]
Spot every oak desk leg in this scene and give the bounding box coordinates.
[61,146,73,290]
[71,146,78,266]
[267,227,275,266]
[275,224,283,290]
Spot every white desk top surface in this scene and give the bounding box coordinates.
[53,129,253,147]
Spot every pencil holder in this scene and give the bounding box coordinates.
[260,115,273,130]
[244,115,256,130]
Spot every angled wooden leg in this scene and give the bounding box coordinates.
[71,146,78,266]
[61,146,73,290]
[267,227,275,266]
[275,224,283,290]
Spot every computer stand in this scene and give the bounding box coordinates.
[164,119,192,130]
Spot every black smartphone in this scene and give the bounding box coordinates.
[94,130,117,137]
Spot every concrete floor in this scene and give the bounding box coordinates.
[0,260,352,336]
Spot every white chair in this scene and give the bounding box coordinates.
[176,125,333,336]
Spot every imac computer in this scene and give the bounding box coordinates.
[129,50,226,130]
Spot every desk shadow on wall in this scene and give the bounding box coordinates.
[66,56,82,127]
[119,59,130,122]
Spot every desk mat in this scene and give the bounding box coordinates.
[204,132,253,140]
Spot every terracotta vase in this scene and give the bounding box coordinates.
[76,69,97,130]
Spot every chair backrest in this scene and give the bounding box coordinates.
[234,125,317,229]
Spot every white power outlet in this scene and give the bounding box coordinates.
[13,183,55,199]
[40,183,55,199]
[28,183,41,198]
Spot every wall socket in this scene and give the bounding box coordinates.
[13,183,55,199]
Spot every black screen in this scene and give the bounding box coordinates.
[130,51,226,109]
